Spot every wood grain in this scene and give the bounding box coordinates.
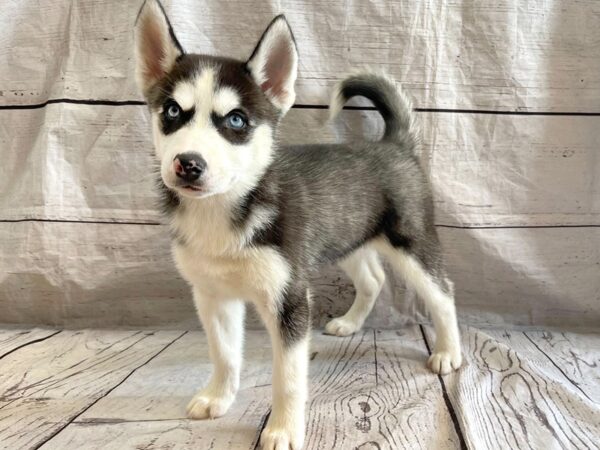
[306,328,462,449]
[39,328,465,450]
[423,326,600,450]
[39,331,273,450]
[0,329,184,449]
[0,328,59,359]
[488,329,600,404]
[76,331,273,422]
[3,327,599,449]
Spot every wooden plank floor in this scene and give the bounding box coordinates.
[0,326,598,450]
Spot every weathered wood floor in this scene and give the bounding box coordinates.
[0,326,599,450]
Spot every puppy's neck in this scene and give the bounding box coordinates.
[171,163,277,256]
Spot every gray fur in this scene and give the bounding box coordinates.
[227,75,447,343]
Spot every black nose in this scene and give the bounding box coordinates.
[173,152,207,183]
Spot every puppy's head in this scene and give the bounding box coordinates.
[134,0,298,200]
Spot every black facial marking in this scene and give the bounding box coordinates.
[210,111,252,144]
[145,55,279,145]
[214,58,279,125]
[161,101,195,135]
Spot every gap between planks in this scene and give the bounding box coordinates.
[0,329,62,360]
[35,331,188,449]
[419,324,468,450]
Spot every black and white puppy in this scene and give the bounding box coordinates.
[134,1,462,448]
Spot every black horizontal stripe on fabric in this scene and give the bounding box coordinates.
[0,98,599,116]
[295,104,600,116]
[0,98,146,110]
[436,224,600,229]
[1,218,598,229]
[415,108,600,116]
[0,218,162,225]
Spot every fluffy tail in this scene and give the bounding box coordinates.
[329,71,416,143]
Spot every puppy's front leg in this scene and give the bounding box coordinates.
[187,288,245,419]
[257,283,310,450]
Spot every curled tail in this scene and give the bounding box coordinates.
[329,71,416,143]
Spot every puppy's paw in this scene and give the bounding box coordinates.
[427,350,463,375]
[324,316,362,337]
[260,422,305,450]
[186,388,235,420]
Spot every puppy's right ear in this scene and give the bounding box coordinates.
[134,0,183,93]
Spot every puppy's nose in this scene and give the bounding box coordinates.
[173,152,207,183]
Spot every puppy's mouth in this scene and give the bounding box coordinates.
[180,185,203,192]
[176,184,206,197]
[166,175,238,199]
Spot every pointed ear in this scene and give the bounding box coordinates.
[134,0,183,93]
[246,15,298,114]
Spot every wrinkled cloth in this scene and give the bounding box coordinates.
[0,0,598,329]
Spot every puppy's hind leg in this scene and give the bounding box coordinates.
[325,246,385,337]
[378,241,462,375]
[187,288,245,419]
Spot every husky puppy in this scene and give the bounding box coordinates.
[134,1,462,448]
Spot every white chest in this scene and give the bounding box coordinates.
[170,200,289,303]
[173,243,289,303]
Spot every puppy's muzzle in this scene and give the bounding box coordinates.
[173,152,207,184]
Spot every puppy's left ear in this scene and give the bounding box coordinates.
[246,15,298,114]
[134,0,184,94]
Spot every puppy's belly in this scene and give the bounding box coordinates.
[172,243,290,302]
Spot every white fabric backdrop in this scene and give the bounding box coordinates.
[0,0,598,329]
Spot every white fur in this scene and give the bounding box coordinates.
[255,309,309,450]
[170,181,311,443]
[187,293,245,419]
[325,246,385,336]
[172,81,196,111]
[213,87,241,116]
[374,239,462,374]
[173,225,291,303]
[170,181,307,449]
[173,199,302,443]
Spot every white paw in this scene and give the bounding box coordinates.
[427,350,463,375]
[260,421,305,450]
[324,317,362,337]
[186,388,235,420]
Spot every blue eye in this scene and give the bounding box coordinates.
[226,112,246,130]
[165,103,181,119]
